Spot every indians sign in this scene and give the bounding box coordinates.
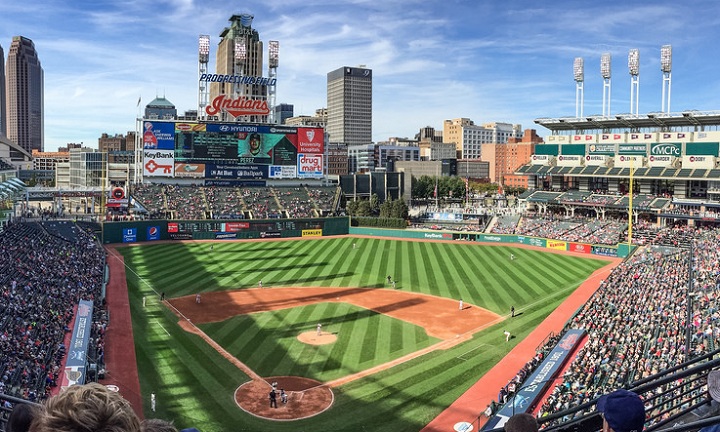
[205,95,270,118]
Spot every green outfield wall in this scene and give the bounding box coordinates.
[349,227,633,258]
[102,217,349,244]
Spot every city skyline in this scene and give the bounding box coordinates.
[1,0,719,151]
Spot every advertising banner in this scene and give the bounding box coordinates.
[143,121,175,150]
[297,154,324,178]
[205,164,269,179]
[650,143,681,157]
[215,232,238,240]
[648,155,674,167]
[174,163,205,178]
[585,155,607,166]
[122,228,137,243]
[592,246,618,257]
[423,232,453,240]
[482,329,587,430]
[297,127,325,154]
[546,240,567,250]
[479,234,505,243]
[60,300,95,389]
[516,236,547,247]
[168,222,179,233]
[223,222,250,231]
[614,155,643,168]
[530,154,550,165]
[661,132,688,141]
[618,144,647,155]
[269,165,297,179]
[260,231,282,238]
[682,155,715,169]
[301,229,323,237]
[556,155,583,166]
[569,242,591,254]
[588,143,615,155]
[143,150,175,177]
[573,134,595,143]
[146,226,161,241]
[600,133,624,142]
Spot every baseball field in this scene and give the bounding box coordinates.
[115,236,610,432]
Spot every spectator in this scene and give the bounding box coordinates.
[28,382,141,432]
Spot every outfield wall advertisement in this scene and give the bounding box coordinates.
[61,300,94,389]
[141,120,325,180]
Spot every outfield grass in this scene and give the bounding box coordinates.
[121,237,608,432]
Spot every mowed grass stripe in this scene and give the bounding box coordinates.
[429,242,462,300]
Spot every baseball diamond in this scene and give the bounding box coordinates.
[108,236,614,432]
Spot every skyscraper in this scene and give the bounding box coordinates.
[6,36,44,152]
[210,14,268,122]
[0,43,6,137]
[326,66,372,146]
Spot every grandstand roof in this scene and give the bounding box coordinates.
[534,110,720,133]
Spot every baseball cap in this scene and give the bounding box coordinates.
[708,370,720,402]
[597,389,646,432]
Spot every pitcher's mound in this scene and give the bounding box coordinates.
[235,376,333,420]
[298,331,337,345]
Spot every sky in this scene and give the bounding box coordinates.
[2,0,720,152]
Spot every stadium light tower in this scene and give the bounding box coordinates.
[628,49,640,116]
[268,41,279,124]
[661,45,672,114]
[601,53,612,118]
[573,57,584,118]
[198,35,210,120]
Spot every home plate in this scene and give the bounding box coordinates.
[454,421,473,431]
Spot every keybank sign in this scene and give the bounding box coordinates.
[651,143,681,156]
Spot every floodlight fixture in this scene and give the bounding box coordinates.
[268,40,279,68]
[234,36,247,61]
[628,49,639,75]
[198,35,210,63]
[661,45,672,72]
[601,53,611,79]
[573,57,584,82]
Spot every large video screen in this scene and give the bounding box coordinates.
[142,121,324,180]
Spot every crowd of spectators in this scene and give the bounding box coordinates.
[0,221,106,403]
[129,184,338,220]
[492,225,720,427]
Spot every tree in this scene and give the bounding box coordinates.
[391,198,409,219]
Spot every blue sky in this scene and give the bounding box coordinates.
[2,0,720,151]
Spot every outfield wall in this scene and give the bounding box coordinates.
[349,227,634,258]
[102,217,349,244]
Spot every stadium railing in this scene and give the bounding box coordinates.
[488,348,720,432]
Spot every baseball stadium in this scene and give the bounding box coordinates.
[3,108,720,432]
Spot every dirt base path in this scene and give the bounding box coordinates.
[101,247,144,417]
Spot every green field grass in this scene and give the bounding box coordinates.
[120,237,609,432]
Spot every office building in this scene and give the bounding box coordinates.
[6,36,44,153]
[0,43,5,137]
[274,103,294,125]
[285,108,327,128]
[327,66,372,145]
[443,119,521,159]
[481,129,542,184]
[211,14,267,122]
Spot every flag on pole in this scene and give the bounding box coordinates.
[137,96,141,107]
[433,183,438,198]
